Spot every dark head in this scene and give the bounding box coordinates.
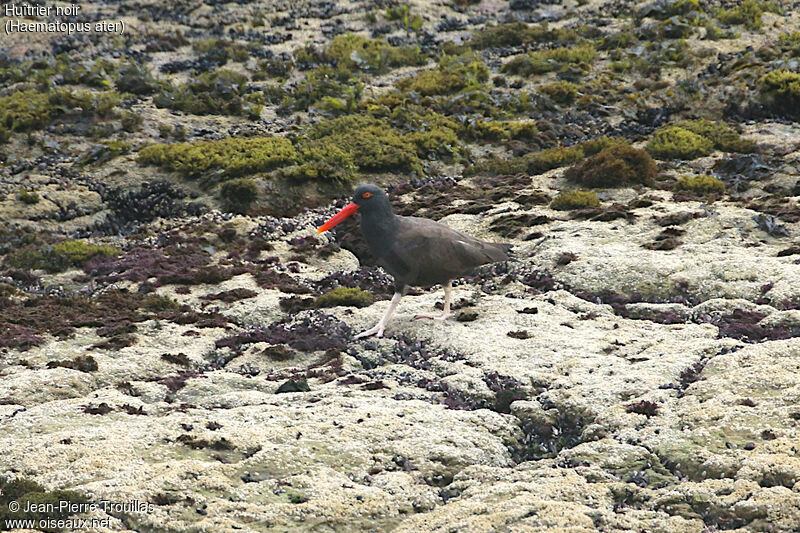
[317,184,392,233]
[351,184,391,214]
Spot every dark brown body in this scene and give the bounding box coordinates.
[362,212,511,291]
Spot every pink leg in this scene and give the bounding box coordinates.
[414,282,453,321]
[354,292,402,339]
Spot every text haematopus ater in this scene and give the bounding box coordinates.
[318,184,512,339]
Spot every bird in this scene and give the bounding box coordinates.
[317,184,512,339]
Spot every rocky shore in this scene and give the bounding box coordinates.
[1,0,800,531]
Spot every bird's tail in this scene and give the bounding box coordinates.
[485,242,514,262]
[502,243,517,262]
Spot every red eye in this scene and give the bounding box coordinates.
[362,192,372,199]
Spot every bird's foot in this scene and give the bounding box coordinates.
[354,324,385,339]
[413,312,452,321]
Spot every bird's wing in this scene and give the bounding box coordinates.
[387,216,510,285]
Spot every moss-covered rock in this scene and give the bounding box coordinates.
[396,52,489,96]
[539,81,578,104]
[466,137,624,177]
[6,239,120,274]
[325,33,426,73]
[0,476,90,532]
[502,44,596,76]
[139,136,298,180]
[639,0,700,19]
[142,294,180,312]
[313,287,374,308]
[565,144,658,187]
[674,174,726,195]
[49,88,121,118]
[154,69,259,117]
[469,22,577,49]
[673,119,756,153]
[16,190,40,204]
[220,178,259,213]
[464,119,539,142]
[283,139,358,183]
[282,66,356,113]
[52,240,119,267]
[115,60,166,95]
[0,90,54,132]
[192,38,250,64]
[550,190,601,210]
[526,146,587,174]
[758,69,800,115]
[305,115,422,174]
[777,32,800,57]
[717,0,764,29]
[646,126,714,160]
[46,355,98,372]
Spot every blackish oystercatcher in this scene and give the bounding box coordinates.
[318,184,512,339]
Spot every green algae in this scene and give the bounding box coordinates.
[464,119,538,141]
[220,178,259,213]
[282,65,356,112]
[600,29,639,51]
[579,136,628,156]
[383,4,423,31]
[142,294,180,312]
[313,287,374,308]
[140,111,461,187]
[255,55,294,81]
[283,139,358,183]
[466,136,624,176]
[78,139,131,165]
[673,119,756,153]
[0,476,90,532]
[539,81,578,104]
[396,52,489,96]
[50,88,122,118]
[647,126,714,160]
[640,0,700,19]
[305,115,422,174]
[153,69,259,117]
[469,22,577,49]
[777,32,800,57]
[57,56,117,88]
[550,190,601,210]
[405,126,461,157]
[0,90,54,132]
[16,190,40,204]
[371,103,467,157]
[501,44,596,76]
[52,240,119,267]
[759,69,800,113]
[674,174,726,195]
[115,60,166,96]
[138,136,298,180]
[6,240,119,273]
[525,146,586,173]
[325,33,426,73]
[565,144,658,187]
[192,38,250,63]
[717,0,764,29]
[46,355,98,372]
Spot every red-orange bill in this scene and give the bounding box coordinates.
[317,201,359,233]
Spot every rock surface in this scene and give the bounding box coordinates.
[2,0,800,531]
